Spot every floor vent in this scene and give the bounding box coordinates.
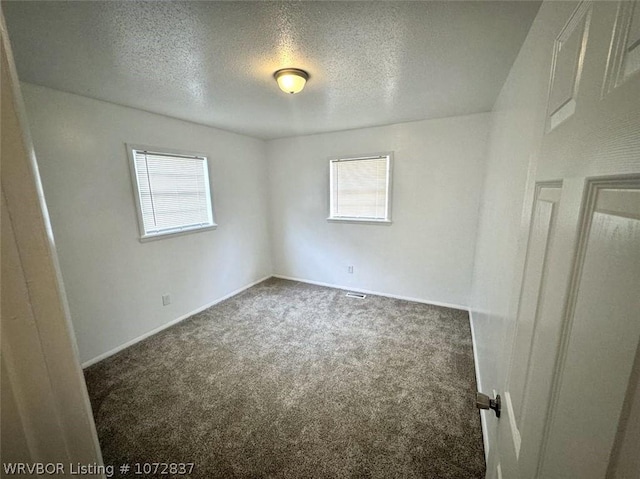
[345,292,367,299]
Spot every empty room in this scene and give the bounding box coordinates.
[1,1,639,478]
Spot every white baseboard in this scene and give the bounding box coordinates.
[81,275,271,368]
[272,274,468,311]
[469,310,489,463]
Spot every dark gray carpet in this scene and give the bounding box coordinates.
[85,278,485,478]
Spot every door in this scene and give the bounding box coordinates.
[0,8,103,469]
[494,1,640,478]
[496,183,564,479]
[539,181,640,478]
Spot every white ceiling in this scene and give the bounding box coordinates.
[4,1,540,140]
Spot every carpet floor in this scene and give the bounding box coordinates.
[84,278,485,478]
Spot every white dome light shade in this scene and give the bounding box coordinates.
[274,68,309,94]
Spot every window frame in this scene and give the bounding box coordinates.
[127,143,217,242]
[327,152,393,225]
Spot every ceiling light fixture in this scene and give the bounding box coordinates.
[274,68,309,94]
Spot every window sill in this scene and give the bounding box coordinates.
[139,224,218,242]
[326,218,392,225]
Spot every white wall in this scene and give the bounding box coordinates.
[22,84,491,368]
[21,84,272,365]
[267,114,491,308]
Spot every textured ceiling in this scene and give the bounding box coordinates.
[3,1,540,139]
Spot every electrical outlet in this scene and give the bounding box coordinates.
[162,294,171,306]
[348,265,354,274]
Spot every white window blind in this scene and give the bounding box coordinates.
[129,147,215,240]
[329,155,391,221]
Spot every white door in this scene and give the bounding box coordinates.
[494,1,640,478]
[496,183,564,479]
[539,183,640,478]
[1,9,103,468]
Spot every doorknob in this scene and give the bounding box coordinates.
[476,392,501,418]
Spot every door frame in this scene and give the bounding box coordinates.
[1,7,103,469]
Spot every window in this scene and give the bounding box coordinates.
[128,145,216,241]
[329,154,392,223]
